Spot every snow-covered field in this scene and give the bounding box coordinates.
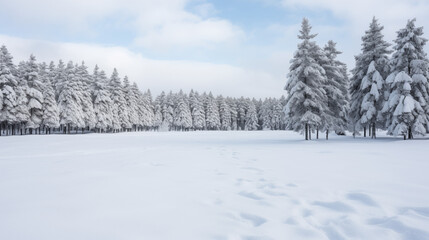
[1,131,428,240]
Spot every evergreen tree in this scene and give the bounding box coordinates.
[22,55,44,133]
[382,19,429,139]
[174,90,192,130]
[123,76,140,130]
[109,69,129,131]
[40,63,59,132]
[93,68,113,132]
[245,99,258,130]
[350,18,391,137]
[284,18,328,140]
[58,61,85,133]
[205,92,220,130]
[76,62,96,131]
[218,95,231,130]
[0,46,18,133]
[189,90,205,130]
[322,40,350,139]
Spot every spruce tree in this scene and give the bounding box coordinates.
[350,18,391,137]
[93,68,113,132]
[58,61,85,133]
[284,18,328,140]
[40,63,60,133]
[382,19,429,139]
[322,40,350,139]
[0,46,18,134]
[189,90,205,130]
[23,55,44,133]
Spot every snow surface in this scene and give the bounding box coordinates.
[1,131,428,240]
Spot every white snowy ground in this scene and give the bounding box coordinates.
[0,131,428,240]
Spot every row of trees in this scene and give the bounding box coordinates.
[0,48,287,136]
[285,17,429,140]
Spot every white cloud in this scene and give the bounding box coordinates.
[0,0,244,50]
[0,34,283,99]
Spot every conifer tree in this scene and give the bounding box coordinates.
[58,61,85,133]
[93,68,113,132]
[205,92,220,130]
[284,18,328,140]
[382,19,429,139]
[0,46,18,134]
[350,18,391,137]
[22,55,44,133]
[322,40,350,139]
[40,63,59,133]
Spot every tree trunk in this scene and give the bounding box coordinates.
[408,126,413,140]
[372,123,376,139]
[326,130,329,140]
[305,124,308,140]
[364,127,366,137]
[316,127,319,139]
[309,126,312,140]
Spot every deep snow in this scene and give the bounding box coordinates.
[0,131,428,240]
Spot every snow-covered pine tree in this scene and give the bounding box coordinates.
[15,62,30,135]
[237,97,247,130]
[139,88,154,130]
[284,18,328,140]
[54,60,66,101]
[173,90,192,131]
[93,68,113,132]
[22,55,44,134]
[261,98,273,130]
[382,19,429,139]
[322,40,350,139]
[76,62,95,132]
[163,91,175,130]
[0,45,18,135]
[39,63,59,133]
[218,95,231,130]
[245,98,258,130]
[349,18,391,137]
[226,97,238,130]
[153,91,165,130]
[109,68,129,132]
[189,90,205,130]
[58,61,85,133]
[123,76,139,131]
[205,92,220,130]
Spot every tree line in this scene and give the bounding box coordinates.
[0,49,287,136]
[285,17,429,140]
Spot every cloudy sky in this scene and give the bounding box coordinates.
[1,0,428,98]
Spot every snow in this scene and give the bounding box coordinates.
[1,131,429,240]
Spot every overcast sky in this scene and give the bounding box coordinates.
[1,0,428,98]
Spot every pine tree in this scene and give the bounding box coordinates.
[123,76,140,130]
[189,90,205,130]
[284,18,328,140]
[40,63,59,133]
[109,68,129,131]
[54,60,66,101]
[0,46,18,134]
[76,62,96,131]
[322,40,350,139]
[245,99,258,130]
[174,90,192,130]
[22,55,44,133]
[205,92,220,130]
[153,91,165,130]
[218,95,231,130]
[382,19,429,139]
[58,61,85,133]
[350,18,391,137]
[93,68,113,132]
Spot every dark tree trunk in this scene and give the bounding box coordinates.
[326,130,329,140]
[364,127,366,137]
[305,124,308,140]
